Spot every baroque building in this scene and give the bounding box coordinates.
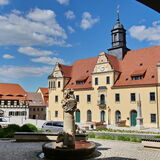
[48,14,160,128]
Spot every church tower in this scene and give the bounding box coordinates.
[108,7,130,60]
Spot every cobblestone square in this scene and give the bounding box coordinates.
[1,139,160,160]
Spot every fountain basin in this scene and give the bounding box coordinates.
[42,141,96,160]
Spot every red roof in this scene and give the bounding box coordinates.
[59,64,72,78]
[56,45,160,89]
[38,88,48,105]
[114,45,160,87]
[65,57,98,90]
[0,83,27,100]
[106,54,121,72]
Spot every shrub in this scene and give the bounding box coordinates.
[155,135,160,139]
[5,124,21,132]
[21,123,38,132]
[88,132,95,138]
[0,128,4,138]
[1,124,21,138]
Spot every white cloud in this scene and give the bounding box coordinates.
[57,0,69,5]
[31,56,65,65]
[80,12,99,30]
[18,47,55,56]
[0,0,9,6]
[0,8,69,46]
[0,65,51,81]
[65,10,75,20]
[67,26,75,33]
[27,8,55,22]
[3,54,14,59]
[129,21,160,44]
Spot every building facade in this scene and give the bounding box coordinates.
[28,92,47,120]
[48,14,160,128]
[0,83,29,119]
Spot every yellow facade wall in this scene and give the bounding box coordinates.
[48,53,160,128]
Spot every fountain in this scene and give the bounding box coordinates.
[42,89,96,160]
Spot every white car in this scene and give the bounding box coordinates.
[42,121,63,133]
[0,117,9,128]
[42,121,86,133]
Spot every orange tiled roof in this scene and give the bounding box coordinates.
[59,64,72,78]
[114,45,160,87]
[0,83,27,100]
[65,57,98,90]
[106,54,121,72]
[56,45,160,89]
[38,88,48,105]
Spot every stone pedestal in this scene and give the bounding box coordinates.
[136,117,144,130]
[136,94,144,130]
[63,111,75,148]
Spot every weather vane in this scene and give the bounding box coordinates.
[116,4,120,22]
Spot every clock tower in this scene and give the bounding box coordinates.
[108,7,130,60]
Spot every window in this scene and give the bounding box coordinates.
[55,95,58,102]
[55,111,58,118]
[95,77,98,85]
[87,110,92,122]
[53,81,56,88]
[37,108,39,111]
[100,94,105,105]
[115,93,120,102]
[58,81,60,88]
[49,81,51,88]
[33,108,35,111]
[41,108,43,111]
[150,92,155,101]
[87,95,91,102]
[76,95,79,102]
[106,76,110,84]
[131,75,143,80]
[76,81,85,85]
[151,114,156,123]
[130,93,136,102]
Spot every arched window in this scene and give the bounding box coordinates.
[100,94,105,105]
[115,110,121,123]
[87,110,92,122]
[100,110,105,122]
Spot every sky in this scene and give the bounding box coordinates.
[0,0,160,92]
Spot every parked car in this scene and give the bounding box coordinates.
[0,117,9,128]
[42,121,85,133]
[42,121,63,132]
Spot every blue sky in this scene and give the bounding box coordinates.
[0,0,160,92]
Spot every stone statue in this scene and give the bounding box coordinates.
[55,89,77,149]
[61,89,77,112]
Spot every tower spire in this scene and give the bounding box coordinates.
[108,5,130,60]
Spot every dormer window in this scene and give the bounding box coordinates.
[131,75,143,80]
[76,76,88,85]
[76,80,85,85]
[131,69,146,80]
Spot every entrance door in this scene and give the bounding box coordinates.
[76,109,80,122]
[130,110,137,126]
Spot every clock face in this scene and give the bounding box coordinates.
[100,65,105,71]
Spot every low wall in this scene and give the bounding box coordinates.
[142,138,160,149]
[14,132,88,142]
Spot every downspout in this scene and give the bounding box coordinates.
[156,85,159,128]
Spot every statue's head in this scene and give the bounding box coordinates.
[64,89,74,99]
